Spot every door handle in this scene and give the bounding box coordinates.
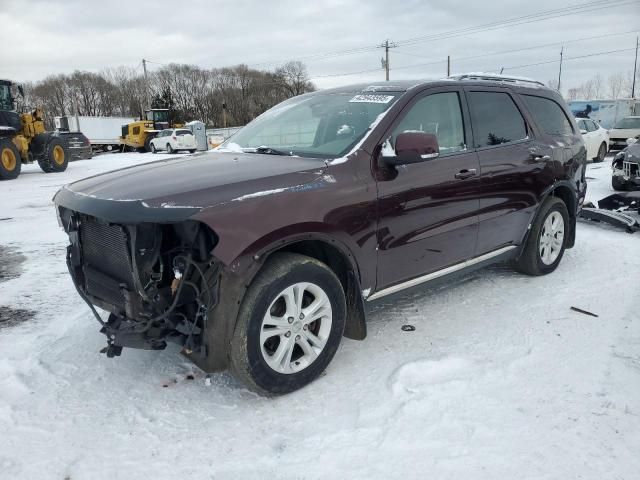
[454,168,477,180]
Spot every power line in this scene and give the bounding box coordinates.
[310,30,637,79]
[488,47,637,72]
[393,29,640,62]
[248,0,637,68]
[394,0,637,48]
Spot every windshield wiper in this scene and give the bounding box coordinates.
[251,146,293,156]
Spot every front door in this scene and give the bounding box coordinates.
[375,88,480,290]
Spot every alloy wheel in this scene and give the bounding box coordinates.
[260,282,332,374]
[539,211,564,265]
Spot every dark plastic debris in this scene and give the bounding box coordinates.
[401,324,416,331]
[570,306,599,318]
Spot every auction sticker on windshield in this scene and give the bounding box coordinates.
[349,94,395,104]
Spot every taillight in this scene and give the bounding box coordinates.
[172,136,177,140]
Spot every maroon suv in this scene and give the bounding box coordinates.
[54,74,587,394]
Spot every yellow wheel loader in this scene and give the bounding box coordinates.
[0,79,69,180]
[120,109,184,152]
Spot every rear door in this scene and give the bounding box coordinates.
[375,87,481,290]
[465,88,555,255]
[176,129,195,149]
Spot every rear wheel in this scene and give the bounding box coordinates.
[0,138,21,180]
[593,142,606,162]
[514,196,568,276]
[189,149,196,153]
[167,144,174,154]
[230,253,346,395]
[38,137,68,173]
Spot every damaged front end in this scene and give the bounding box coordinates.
[58,206,219,359]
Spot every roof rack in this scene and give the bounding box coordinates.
[449,73,546,87]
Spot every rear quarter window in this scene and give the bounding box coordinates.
[176,130,192,136]
[522,95,574,136]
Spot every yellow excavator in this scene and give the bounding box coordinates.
[0,79,69,180]
[120,108,184,152]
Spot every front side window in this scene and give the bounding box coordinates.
[468,92,527,147]
[522,95,573,136]
[586,120,598,132]
[391,92,466,155]
[222,91,401,158]
[577,119,588,132]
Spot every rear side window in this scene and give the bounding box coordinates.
[467,92,527,147]
[392,92,466,155]
[176,130,192,136]
[522,95,573,136]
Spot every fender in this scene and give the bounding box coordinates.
[517,179,579,257]
[192,229,368,373]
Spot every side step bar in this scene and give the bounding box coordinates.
[367,245,517,302]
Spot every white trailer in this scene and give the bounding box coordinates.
[567,99,640,129]
[55,115,136,152]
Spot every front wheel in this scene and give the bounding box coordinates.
[150,143,157,154]
[514,196,569,276]
[0,138,21,180]
[230,253,346,395]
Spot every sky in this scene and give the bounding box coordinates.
[1,0,638,93]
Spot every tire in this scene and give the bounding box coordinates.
[514,196,569,276]
[37,137,68,173]
[189,149,196,154]
[612,174,628,191]
[593,142,606,162]
[0,138,21,180]
[151,143,157,154]
[143,135,154,153]
[167,144,174,154]
[230,252,346,395]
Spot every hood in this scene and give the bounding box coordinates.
[54,151,327,223]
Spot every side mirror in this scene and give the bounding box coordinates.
[579,129,587,135]
[383,132,439,166]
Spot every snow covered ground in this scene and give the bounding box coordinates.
[0,153,638,480]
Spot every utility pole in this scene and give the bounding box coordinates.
[632,36,638,98]
[142,58,150,112]
[557,46,564,92]
[447,56,451,77]
[380,39,396,81]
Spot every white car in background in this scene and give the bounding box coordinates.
[608,116,640,151]
[150,128,197,154]
[576,117,609,162]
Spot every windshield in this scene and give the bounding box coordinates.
[0,84,12,111]
[614,117,640,129]
[222,92,401,158]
